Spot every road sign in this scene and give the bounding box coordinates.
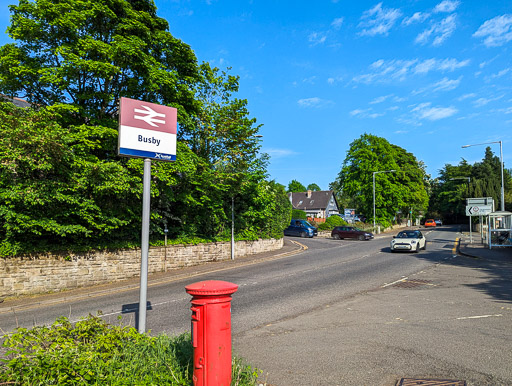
[118,97,177,161]
[467,197,493,206]
[466,204,493,216]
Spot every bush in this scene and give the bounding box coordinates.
[317,215,347,231]
[0,315,261,385]
[291,209,306,220]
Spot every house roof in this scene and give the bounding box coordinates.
[1,95,31,108]
[288,190,337,210]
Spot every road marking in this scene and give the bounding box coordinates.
[382,277,408,288]
[456,314,503,320]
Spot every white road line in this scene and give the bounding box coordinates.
[456,314,503,320]
[382,277,408,288]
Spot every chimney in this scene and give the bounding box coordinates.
[307,190,312,198]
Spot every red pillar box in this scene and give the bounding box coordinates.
[185,280,239,386]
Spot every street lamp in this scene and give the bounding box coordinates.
[373,170,396,231]
[462,141,505,211]
[450,177,472,242]
[231,134,263,260]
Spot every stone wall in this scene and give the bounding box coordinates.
[0,238,283,298]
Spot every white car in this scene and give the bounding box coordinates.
[390,230,427,253]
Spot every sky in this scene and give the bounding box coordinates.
[1,0,511,190]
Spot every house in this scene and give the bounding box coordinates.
[1,95,31,108]
[288,190,340,218]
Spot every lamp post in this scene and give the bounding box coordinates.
[230,134,263,261]
[450,177,472,242]
[462,141,505,211]
[373,170,396,231]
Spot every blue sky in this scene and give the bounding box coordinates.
[1,1,512,190]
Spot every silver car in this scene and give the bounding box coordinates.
[390,230,427,253]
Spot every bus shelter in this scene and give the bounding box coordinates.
[488,211,512,249]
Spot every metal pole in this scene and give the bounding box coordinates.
[138,158,151,333]
[373,172,376,231]
[499,141,505,212]
[164,227,168,273]
[231,196,235,260]
[469,216,472,244]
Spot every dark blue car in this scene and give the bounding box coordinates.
[284,219,318,238]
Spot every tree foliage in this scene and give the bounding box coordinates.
[331,134,429,225]
[429,147,511,222]
[287,180,306,193]
[0,0,290,256]
[306,183,321,191]
[0,0,199,125]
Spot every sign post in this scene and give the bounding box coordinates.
[465,198,495,245]
[118,97,177,333]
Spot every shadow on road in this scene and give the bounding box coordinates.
[384,226,512,304]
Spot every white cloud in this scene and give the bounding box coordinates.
[327,76,343,85]
[458,93,476,101]
[411,102,458,120]
[415,14,457,46]
[331,17,344,30]
[473,95,504,108]
[308,32,327,45]
[350,108,384,118]
[414,58,470,73]
[492,68,511,79]
[358,2,402,37]
[432,76,461,91]
[433,0,460,13]
[370,94,394,104]
[266,148,297,159]
[414,76,461,94]
[473,14,512,47]
[353,58,470,84]
[298,97,333,108]
[403,12,430,26]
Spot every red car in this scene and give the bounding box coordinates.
[424,219,436,227]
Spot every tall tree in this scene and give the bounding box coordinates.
[0,0,287,255]
[332,134,429,225]
[0,0,199,125]
[307,183,321,191]
[287,180,306,193]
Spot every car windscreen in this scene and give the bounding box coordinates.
[398,232,419,238]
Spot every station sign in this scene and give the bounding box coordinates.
[118,97,177,161]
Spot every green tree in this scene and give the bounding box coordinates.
[0,0,284,256]
[287,180,306,193]
[306,183,321,191]
[430,147,511,222]
[332,134,429,226]
[0,101,190,254]
[0,0,199,125]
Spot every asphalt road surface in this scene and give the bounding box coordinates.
[1,226,511,385]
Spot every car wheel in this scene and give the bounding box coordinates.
[333,234,341,240]
[423,241,427,250]
[391,247,395,253]
[358,235,364,241]
[414,244,420,253]
[300,231,307,238]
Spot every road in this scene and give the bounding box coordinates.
[0,227,441,336]
[2,226,511,385]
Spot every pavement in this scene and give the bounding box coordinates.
[458,235,512,263]
[232,232,512,386]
